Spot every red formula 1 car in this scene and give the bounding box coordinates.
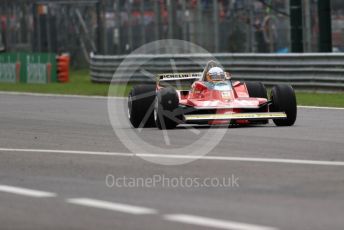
[128,61,297,130]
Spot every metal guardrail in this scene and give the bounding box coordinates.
[90,53,344,89]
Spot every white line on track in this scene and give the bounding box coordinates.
[138,154,344,166]
[298,105,344,110]
[65,199,278,229]
[0,185,57,197]
[1,92,344,110]
[164,214,277,230]
[0,91,120,99]
[1,147,344,166]
[0,183,278,230]
[66,198,157,215]
[0,148,133,157]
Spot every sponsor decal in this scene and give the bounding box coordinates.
[0,63,16,83]
[27,63,48,84]
[221,91,231,99]
[237,100,258,106]
[159,72,202,80]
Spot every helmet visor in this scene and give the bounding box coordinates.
[209,72,225,81]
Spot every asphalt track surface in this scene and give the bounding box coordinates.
[0,93,344,230]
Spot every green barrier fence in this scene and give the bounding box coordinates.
[0,53,57,84]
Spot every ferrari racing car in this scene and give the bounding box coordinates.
[128,61,297,130]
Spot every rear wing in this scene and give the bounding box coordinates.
[157,72,202,88]
[157,72,202,81]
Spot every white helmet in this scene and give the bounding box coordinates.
[206,67,226,82]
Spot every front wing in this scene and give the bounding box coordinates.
[184,112,287,122]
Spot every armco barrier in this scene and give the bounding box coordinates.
[90,53,344,90]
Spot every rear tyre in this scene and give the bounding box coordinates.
[128,85,156,128]
[245,82,268,124]
[245,82,267,99]
[154,87,179,130]
[270,84,297,126]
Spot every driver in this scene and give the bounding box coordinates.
[205,67,226,82]
[201,66,232,91]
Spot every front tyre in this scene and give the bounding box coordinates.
[128,85,156,128]
[270,84,297,126]
[154,87,179,130]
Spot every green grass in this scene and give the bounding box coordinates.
[296,91,344,107]
[0,70,112,96]
[0,70,344,107]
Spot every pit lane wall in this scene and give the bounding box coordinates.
[90,53,344,90]
[0,53,57,84]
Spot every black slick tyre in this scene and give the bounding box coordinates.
[128,85,156,128]
[245,82,268,99]
[154,87,179,130]
[270,84,297,126]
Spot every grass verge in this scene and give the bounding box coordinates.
[0,70,111,96]
[0,69,343,107]
[296,92,344,107]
